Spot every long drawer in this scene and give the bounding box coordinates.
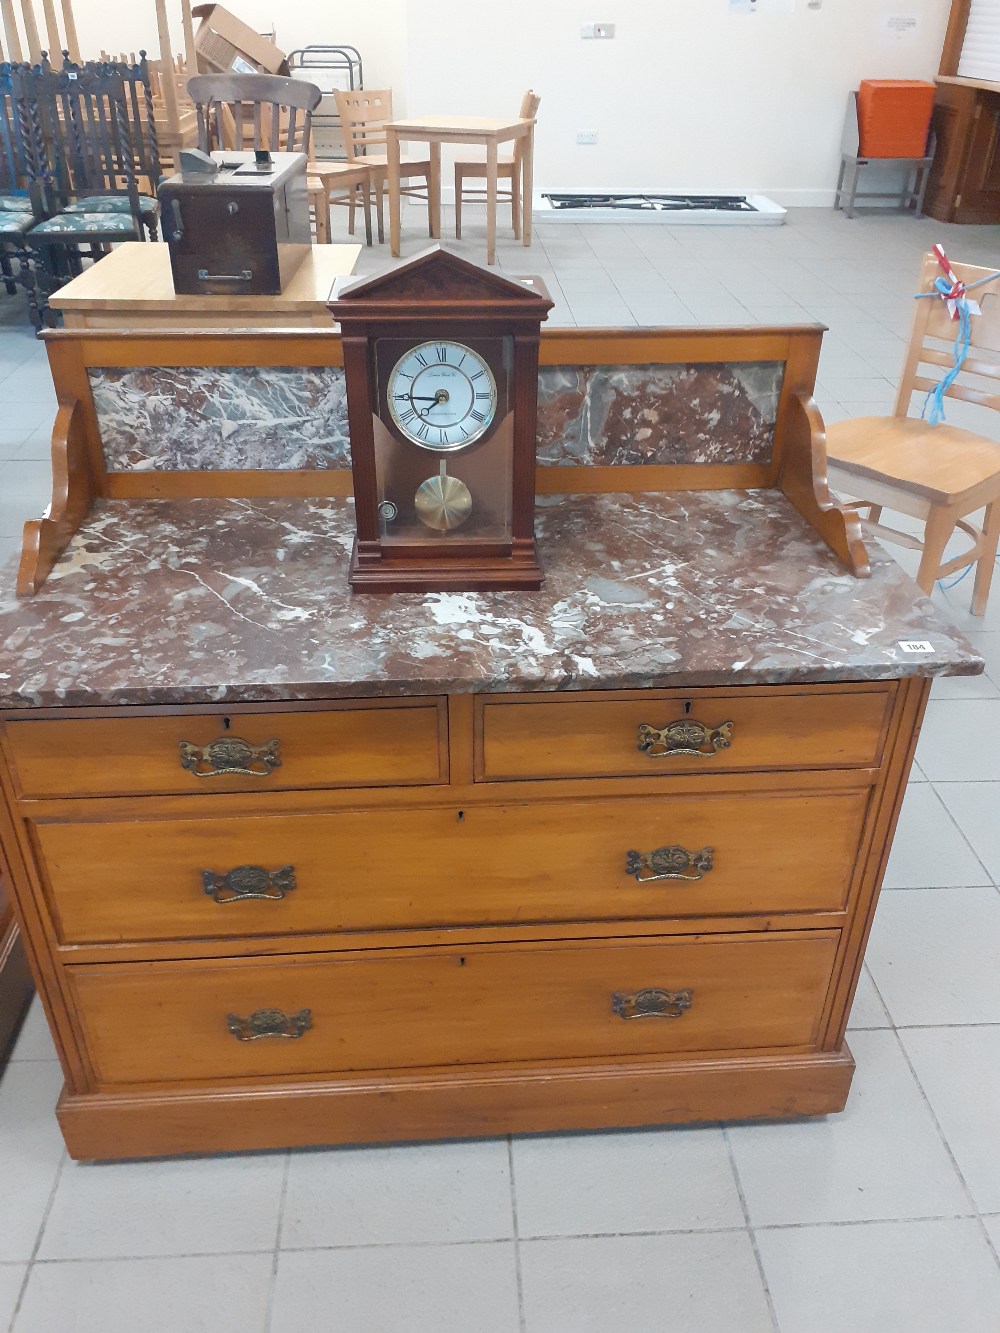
[33,789,868,944]
[3,700,447,799]
[68,931,840,1086]
[476,686,893,781]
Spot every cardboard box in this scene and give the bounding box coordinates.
[858,80,936,159]
[191,4,289,76]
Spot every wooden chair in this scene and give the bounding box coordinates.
[826,252,1000,615]
[454,89,539,241]
[15,58,159,325]
[333,87,432,243]
[188,72,319,154]
[308,160,374,245]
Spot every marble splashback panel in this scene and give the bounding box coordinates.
[91,366,352,472]
[90,361,784,474]
[536,363,784,467]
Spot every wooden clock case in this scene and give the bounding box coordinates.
[330,246,553,593]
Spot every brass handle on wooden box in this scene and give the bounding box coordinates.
[203,865,296,904]
[179,736,281,778]
[626,846,714,884]
[612,989,692,1020]
[637,719,734,758]
[227,1009,312,1041]
[197,267,253,282]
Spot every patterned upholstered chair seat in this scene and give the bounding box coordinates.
[0,209,36,234]
[64,194,159,217]
[0,193,32,212]
[31,211,141,235]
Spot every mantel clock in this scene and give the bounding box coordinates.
[330,246,553,592]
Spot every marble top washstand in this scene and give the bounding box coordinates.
[0,489,980,711]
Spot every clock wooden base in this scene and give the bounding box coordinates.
[348,536,543,593]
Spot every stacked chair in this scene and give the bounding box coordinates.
[0,63,42,304]
[0,51,161,326]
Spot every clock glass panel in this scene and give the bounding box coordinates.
[373,337,514,547]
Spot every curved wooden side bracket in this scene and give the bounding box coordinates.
[17,399,95,597]
[779,391,871,578]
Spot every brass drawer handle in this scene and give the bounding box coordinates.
[227,1008,312,1041]
[613,988,692,1020]
[203,864,296,904]
[179,735,281,778]
[626,845,714,884]
[637,719,734,758]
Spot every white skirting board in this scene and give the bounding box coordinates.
[532,191,787,225]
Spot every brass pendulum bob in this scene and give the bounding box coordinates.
[414,460,473,532]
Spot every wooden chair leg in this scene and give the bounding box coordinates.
[359,183,373,247]
[916,506,959,598]
[374,177,385,244]
[0,249,17,296]
[312,191,329,245]
[865,503,883,524]
[455,164,462,239]
[972,501,1000,617]
[511,167,521,240]
[347,189,356,236]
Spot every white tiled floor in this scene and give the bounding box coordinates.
[2,205,1000,1330]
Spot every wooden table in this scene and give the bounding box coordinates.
[50,242,362,331]
[385,115,534,265]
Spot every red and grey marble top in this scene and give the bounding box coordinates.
[0,491,979,709]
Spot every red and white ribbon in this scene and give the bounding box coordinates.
[932,244,966,320]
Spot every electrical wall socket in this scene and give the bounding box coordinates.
[576,130,598,145]
[581,22,615,37]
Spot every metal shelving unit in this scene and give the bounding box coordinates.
[288,45,363,160]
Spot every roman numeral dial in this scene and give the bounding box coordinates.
[387,340,498,451]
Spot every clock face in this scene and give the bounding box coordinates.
[386,340,498,451]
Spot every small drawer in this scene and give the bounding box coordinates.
[4,699,447,799]
[34,789,867,944]
[68,931,840,1086]
[476,686,893,782]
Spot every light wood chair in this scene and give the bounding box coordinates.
[308,161,374,245]
[333,88,432,243]
[454,90,539,240]
[826,252,1000,616]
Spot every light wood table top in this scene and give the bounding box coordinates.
[50,242,362,330]
[385,115,534,266]
[387,115,529,137]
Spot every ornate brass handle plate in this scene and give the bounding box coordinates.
[626,846,714,884]
[637,719,734,759]
[203,864,296,904]
[612,988,693,1020]
[179,735,281,778]
[227,1008,312,1041]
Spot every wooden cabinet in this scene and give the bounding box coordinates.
[925,78,1000,224]
[0,676,928,1159]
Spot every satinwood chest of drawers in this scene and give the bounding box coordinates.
[0,490,979,1160]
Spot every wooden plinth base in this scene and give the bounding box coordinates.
[57,1048,855,1161]
[348,537,544,593]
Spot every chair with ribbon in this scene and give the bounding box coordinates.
[826,247,1000,616]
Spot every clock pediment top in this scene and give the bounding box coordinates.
[330,244,552,317]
